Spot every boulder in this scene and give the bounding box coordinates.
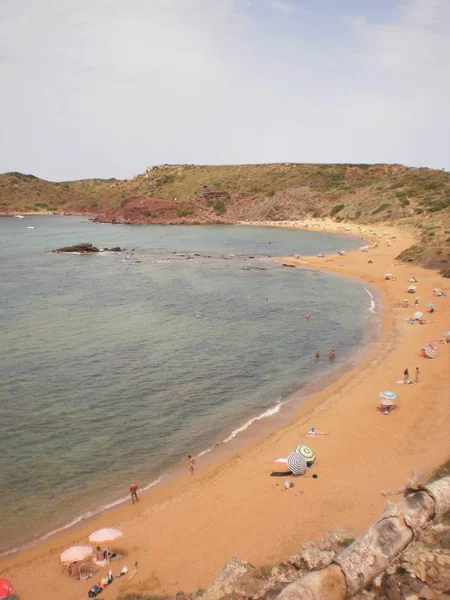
[53,242,99,253]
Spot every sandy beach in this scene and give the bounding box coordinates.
[1,220,449,600]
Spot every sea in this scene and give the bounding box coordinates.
[0,216,378,554]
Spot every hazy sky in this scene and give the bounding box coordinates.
[1,0,449,181]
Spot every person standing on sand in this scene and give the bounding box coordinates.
[415,367,420,383]
[315,350,321,359]
[188,455,196,474]
[129,481,138,504]
[403,368,409,383]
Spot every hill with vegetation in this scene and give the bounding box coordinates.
[1,163,450,271]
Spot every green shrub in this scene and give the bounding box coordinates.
[330,204,345,217]
[177,204,196,217]
[372,203,391,215]
[46,206,57,211]
[349,210,362,221]
[338,537,355,548]
[213,200,226,214]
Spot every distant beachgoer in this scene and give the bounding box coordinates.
[415,367,420,383]
[429,307,435,314]
[306,313,311,320]
[188,454,196,474]
[315,350,321,359]
[307,427,329,437]
[68,561,81,578]
[329,349,336,360]
[403,368,409,383]
[129,481,138,504]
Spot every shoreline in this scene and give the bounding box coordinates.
[0,272,380,559]
[2,219,449,600]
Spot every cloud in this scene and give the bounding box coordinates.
[270,1,295,12]
[0,0,449,179]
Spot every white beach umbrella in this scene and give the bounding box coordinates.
[413,311,423,320]
[286,452,307,475]
[89,528,123,563]
[89,528,123,544]
[379,391,398,401]
[60,545,93,564]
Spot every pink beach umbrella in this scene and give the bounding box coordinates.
[89,528,123,563]
[0,579,13,599]
[89,528,123,544]
[60,545,93,564]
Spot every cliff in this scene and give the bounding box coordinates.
[1,163,450,269]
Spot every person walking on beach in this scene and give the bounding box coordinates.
[403,368,409,383]
[129,481,138,504]
[415,367,420,383]
[188,455,196,475]
[315,350,321,359]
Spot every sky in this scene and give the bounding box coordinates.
[1,0,449,181]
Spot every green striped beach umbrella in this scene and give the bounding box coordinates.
[294,445,316,465]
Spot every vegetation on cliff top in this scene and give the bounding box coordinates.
[1,163,450,269]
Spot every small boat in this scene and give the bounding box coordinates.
[27,226,36,229]
[14,215,25,218]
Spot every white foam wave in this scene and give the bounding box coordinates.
[197,398,286,459]
[364,287,376,314]
[0,476,163,558]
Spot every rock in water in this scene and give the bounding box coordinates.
[53,243,99,253]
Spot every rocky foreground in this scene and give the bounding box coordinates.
[117,476,450,600]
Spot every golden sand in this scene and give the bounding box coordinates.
[1,221,449,600]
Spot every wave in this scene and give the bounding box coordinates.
[197,397,286,458]
[364,287,376,314]
[0,476,163,558]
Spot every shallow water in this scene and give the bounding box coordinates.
[0,216,374,553]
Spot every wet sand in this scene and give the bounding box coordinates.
[1,221,449,600]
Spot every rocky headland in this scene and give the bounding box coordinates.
[2,163,450,269]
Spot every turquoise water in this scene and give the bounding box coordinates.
[0,216,374,553]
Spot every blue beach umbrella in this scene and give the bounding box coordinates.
[380,391,398,401]
[427,303,435,307]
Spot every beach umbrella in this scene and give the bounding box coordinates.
[286,452,307,475]
[427,303,435,307]
[89,528,123,543]
[424,347,439,359]
[385,273,392,279]
[409,277,417,283]
[380,391,398,401]
[60,545,93,564]
[294,445,316,464]
[0,579,13,600]
[413,311,423,319]
[444,331,450,338]
[408,285,416,292]
[89,528,123,564]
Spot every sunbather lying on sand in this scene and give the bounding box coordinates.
[307,427,329,437]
